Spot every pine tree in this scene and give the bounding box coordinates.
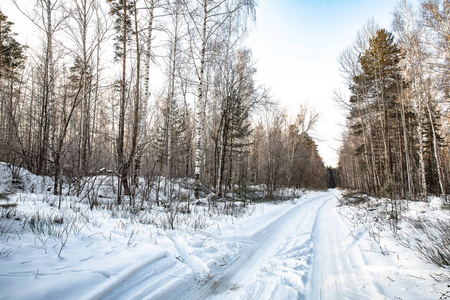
[107,0,135,202]
[347,29,407,194]
[0,10,26,167]
[0,10,25,80]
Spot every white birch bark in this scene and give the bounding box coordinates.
[166,1,182,198]
[425,100,446,200]
[193,0,208,198]
[394,2,428,197]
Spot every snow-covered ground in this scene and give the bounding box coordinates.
[0,163,449,299]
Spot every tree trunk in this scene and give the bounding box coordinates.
[47,0,56,175]
[425,101,447,201]
[134,0,154,186]
[116,1,128,204]
[194,1,208,199]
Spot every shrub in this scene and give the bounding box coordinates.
[399,218,450,267]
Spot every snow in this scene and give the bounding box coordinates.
[0,162,52,193]
[0,165,449,299]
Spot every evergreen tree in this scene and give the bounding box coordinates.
[107,0,134,61]
[107,0,136,201]
[0,10,26,167]
[155,96,188,178]
[346,28,408,194]
[0,10,25,80]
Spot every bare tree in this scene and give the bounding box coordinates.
[182,0,256,198]
[420,0,448,200]
[134,0,159,185]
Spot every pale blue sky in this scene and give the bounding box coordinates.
[246,0,399,167]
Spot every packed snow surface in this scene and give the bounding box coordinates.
[0,169,449,300]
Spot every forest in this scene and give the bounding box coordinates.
[337,1,449,201]
[0,0,327,205]
[1,1,450,298]
[2,0,449,204]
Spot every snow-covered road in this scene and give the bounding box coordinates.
[2,170,447,299]
[310,194,381,299]
[95,191,394,300]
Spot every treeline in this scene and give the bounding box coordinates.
[337,0,449,200]
[0,0,327,202]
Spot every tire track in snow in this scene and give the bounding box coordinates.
[168,193,333,300]
[97,192,345,300]
[97,191,437,300]
[309,195,381,300]
[93,253,189,300]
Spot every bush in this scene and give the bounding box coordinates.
[338,191,370,206]
[399,218,450,267]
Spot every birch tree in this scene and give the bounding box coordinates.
[133,0,159,185]
[420,0,448,200]
[393,0,447,200]
[394,0,430,198]
[182,0,256,198]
